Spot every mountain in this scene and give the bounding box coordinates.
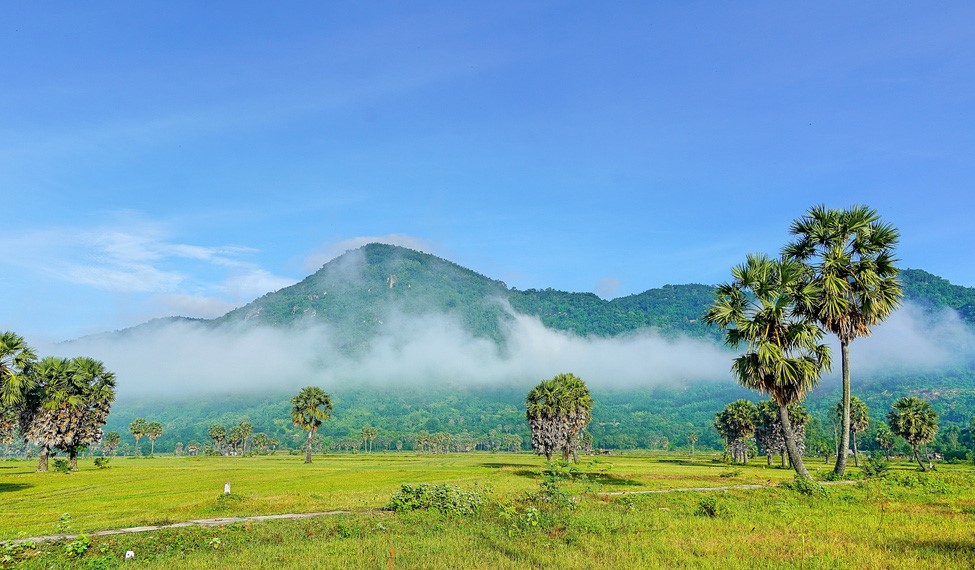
[205,243,721,345]
[92,246,975,455]
[198,245,974,345]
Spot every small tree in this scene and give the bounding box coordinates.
[875,424,895,460]
[130,418,148,457]
[291,386,333,464]
[887,397,938,471]
[145,421,163,456]
[526,373,593,462]
[688,431,698,455]
[102,431,121,456]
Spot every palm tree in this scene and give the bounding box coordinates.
[526,373,593,462]
[290,386,333,463]
[238,421,253,454]
[756,400,809,467]
[130,418,148,457]
[714,400,758,464]
[833,396,869,467]
[207,424,227,453]
[22,356,116,470]
[688,431,698,455]
[705,254,831,480]
[103,431,121,456]
[783,205,902,476]
[0,331,37,410]
[887,397,938,471]
[875,424,895,461]
[145,421,163,456]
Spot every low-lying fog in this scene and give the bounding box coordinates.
[43,302,975,398]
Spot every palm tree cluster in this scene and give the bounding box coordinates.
[1,332,117,472]
[783,205,902,476]
[526,372,593,462]
[707,205,901,480]
[755,400,809,467]
[887,396,939,471]
[714,399,757,464]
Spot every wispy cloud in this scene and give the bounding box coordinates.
[0,212,296,320]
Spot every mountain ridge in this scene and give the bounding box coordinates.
[93,243,975,344]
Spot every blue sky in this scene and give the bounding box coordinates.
[2,3,974,341]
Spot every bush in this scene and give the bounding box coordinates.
[388,484,486,516]
[781,474,828,498]
[94,457,111,469]
[52,459,71,474]
[64,534,90,558]
[861,456,889,478]
[696,496,720,518]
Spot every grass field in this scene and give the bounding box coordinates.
[2,452,974,568]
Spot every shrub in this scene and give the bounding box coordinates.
[94,457,111,469]
[861,456,889,478]
[388,484,486,516]
[781,474,828,498]
[52,459,71,474]
[696,496,720,518]
[64,534,91,558]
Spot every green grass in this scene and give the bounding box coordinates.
[3,453,974,568]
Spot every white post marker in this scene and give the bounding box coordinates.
[224,482,231,495]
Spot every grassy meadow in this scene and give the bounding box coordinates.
[2,452,974,568]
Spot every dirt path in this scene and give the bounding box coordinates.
[7,480,858,545]
[6,510,353,545]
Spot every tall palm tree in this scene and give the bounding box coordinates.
[526,373,593,462]
[875,424,895,461]
[887,397,938,471]
[0,331,37,410]
[24,356,70,471]
[705,254,831,480]
[783,205,902,476]
[290,386,333,464]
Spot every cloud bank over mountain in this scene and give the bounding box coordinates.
[44,301,975,399]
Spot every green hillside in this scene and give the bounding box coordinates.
[207,247,975,346]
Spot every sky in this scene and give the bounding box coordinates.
[2,3,975,342]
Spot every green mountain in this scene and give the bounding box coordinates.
[203,244,974,346]
[207,243,721,344]
[93,246,975,456]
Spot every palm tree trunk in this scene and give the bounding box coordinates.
[766,453,772,466]
[779,403,812,480]
[37,446,50,472]
[912,446,926,471]
[150,439,155,457]
[852,432,859,467]
[304,430,313,464]
[69,448,79,471]
[135,436,142,457]
[833,340,851,476]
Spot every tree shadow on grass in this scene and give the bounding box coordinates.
[479,462,538,469]
[508,469,643,487]
[657,459,734,469]
[891,538,975,557]
[0,483,30,493]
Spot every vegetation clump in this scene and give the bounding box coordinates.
[388,483,486,516]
